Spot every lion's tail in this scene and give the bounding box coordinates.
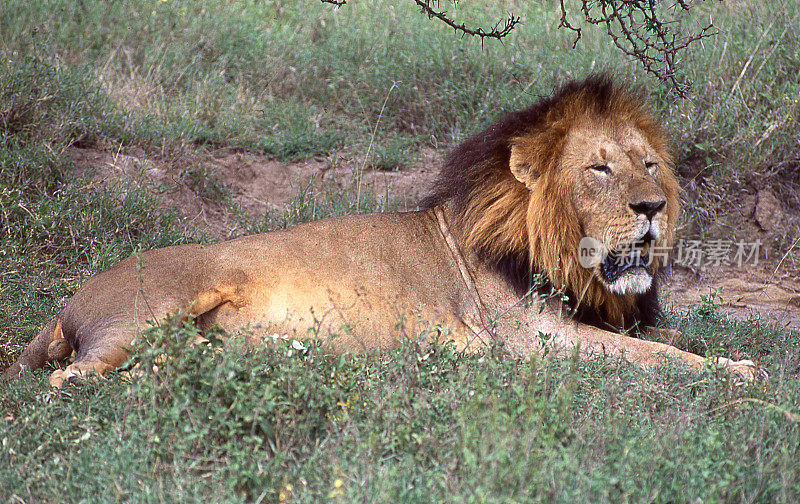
[4,316,73,380]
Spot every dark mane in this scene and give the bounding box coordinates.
[421,75,666,333]
[421,74,617,211]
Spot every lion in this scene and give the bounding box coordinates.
[5,75,759,387]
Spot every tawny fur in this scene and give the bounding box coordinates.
[5,75,759,387]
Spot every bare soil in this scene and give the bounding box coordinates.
[667,263,800,330]
[69,147,440,238]
[68,146,800,330]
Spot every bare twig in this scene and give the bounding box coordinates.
[708,398,800,423]
[771,235,799,279]
[749,17,795,96]
[559,0,716,96]
[323,0,714,94]
[411,0,519,40]
[357,81,397,211]
[730,20,774,97]
[321,0,519,41]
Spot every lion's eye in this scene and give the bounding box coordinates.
[645,161,658,172]
[590,164,611,175]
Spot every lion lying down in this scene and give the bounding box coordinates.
[5,76,759,387]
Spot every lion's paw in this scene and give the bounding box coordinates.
[717,358,768,383]
[49,367,89,388]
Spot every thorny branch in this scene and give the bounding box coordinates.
[321,0,715,94]
[559,0,716,96]
[410,0,520,40]
[320,0,520,41]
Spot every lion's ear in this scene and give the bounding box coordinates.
[509,144,539,190]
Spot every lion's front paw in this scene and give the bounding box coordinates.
[48,369,68,388]
[717,358,768,382]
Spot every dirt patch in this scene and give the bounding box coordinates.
[68,146,799,329]
[69,146,440,239]
[754,188,785,232]
[672,158,800,328]
[666,259,800,331]
[211,147,440,215]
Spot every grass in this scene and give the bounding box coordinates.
[2,312,798,503]
[1,0,799,502]
[2,0,798,168]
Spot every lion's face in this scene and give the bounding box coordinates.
[510,111,678,311]
[561,122,675,295]
[438,76,679,326]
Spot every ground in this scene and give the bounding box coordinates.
[70,146,440,238]
[70,145,800,331]
[669,264,800,331]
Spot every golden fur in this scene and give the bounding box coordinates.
[5,76,758,387]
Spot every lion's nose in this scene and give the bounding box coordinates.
[629,199,666,219]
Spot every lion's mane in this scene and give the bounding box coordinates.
[423,75,679,331]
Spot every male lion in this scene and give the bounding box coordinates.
[5,76,759,387]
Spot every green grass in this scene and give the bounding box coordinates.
[1,0,799,502]
[2,0,797,170]
[2,313,798,503]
